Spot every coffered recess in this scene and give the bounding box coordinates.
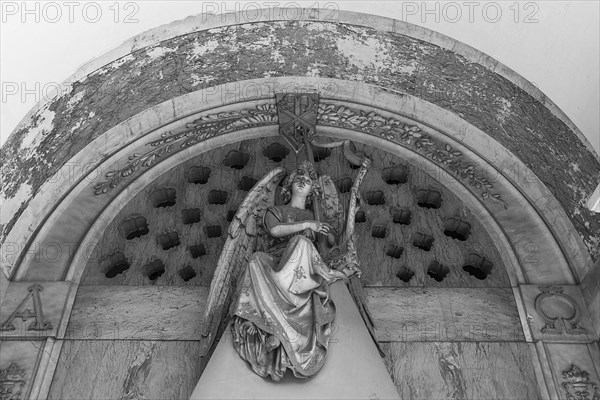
[80,137,511,288]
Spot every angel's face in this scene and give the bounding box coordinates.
[291,173,313,197]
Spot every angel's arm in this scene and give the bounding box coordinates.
[265,210,331,238]
[265,210,305,237]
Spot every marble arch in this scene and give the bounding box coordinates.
[1,8,598,400]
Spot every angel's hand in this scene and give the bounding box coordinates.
[304,221,333,235]
[342,263,362,278]
[246,324,257,335]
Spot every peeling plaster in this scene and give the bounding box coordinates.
[145,46,176,60]
[66,90,85,108]
[19,108,55,151]
[0,183,32,227]
[87,54,135,80]
[190,39,220,59]
[496,98,512,124]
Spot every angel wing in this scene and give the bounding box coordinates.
[200,167,287,356]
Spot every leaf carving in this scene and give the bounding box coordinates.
[94,104,277,195]
[317,103,508,209]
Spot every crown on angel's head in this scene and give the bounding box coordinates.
[295,161,319,180]
[280,161,322,206]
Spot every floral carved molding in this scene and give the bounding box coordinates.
[317,104,507,208]
[94,104,277,194]
[94,102,508,208]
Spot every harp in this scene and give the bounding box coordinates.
[306,139,384,356]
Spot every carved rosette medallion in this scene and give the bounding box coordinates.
[562,365,600,400]
[0,363,26,400]
[533,287,586,335]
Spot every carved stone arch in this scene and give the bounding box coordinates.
[2,19,599,281]
[1,8,598,400]
[66,119,524,284]
[7,78,583,287]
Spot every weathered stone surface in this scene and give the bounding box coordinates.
[48,340,208,400]
[580,260,600,337]
[381,342,542,400]
[66,286,209,340]
[1,19,599,262]
[367,287,524,342]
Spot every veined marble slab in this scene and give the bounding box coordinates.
[48,340,207,400]
[66,285,524,341]
[382,341,542,400]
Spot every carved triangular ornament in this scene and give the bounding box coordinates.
[275,93,319,153]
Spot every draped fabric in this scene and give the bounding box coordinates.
[231,205,346,381]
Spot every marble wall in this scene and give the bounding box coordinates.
[382,342,542,400]
[48,341,208,400]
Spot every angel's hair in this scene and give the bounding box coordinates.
[280,161,322,208]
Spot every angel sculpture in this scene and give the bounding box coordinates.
[201,143,376,382]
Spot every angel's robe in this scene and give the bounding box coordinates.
[231,204,347,381]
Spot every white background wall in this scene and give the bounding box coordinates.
[1,0,598,153]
